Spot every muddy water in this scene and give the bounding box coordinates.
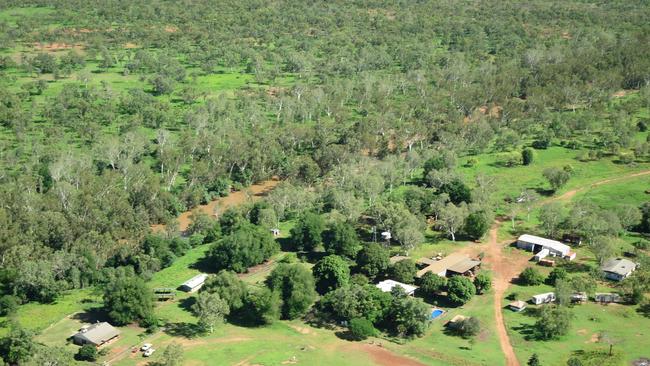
[151,179,280,233]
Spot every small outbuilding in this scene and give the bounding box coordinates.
[375,279,418,296]
[594,293,622,304]
[530,292,556,305]
[180,273,208,292]
[509,300,527,312]
[601,258,637,281]
[72,322,120,347]
[445,314,468,328]
[570,292,587,304]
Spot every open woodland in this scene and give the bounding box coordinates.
[1,1,650,365]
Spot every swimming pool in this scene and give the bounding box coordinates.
[430,309,445,319]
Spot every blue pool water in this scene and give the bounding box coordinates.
[430,309,444,319]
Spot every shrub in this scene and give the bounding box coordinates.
[534,305,571,340]
[348,318,376,340]
[546,267,567,286]
[76,344,98,361]
[519,267,544,286]
[451,317,480,338]
[0,295,19,316]
[447,276,476,305]
[418,272,447,296]
[473,272,492,294]
[390,259,417,284]
[522,148,534,165]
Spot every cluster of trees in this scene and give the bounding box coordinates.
[192,262,317,331]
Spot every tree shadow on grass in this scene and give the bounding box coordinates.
[636,303,650,318]
[512,323,538,341]
[561,261,592,273]
[277,237,294,252]
[164,322,204,338]
[189,255,215,274]
[72,306,110,323]
[334,330,361,341]
[178,296,196,313]
[533,187,555,197]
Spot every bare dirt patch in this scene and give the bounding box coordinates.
[32,42,84,52]
[586,333,600,343]
[173,336,251,348]
[352,343,426,366]
[151,178,280,233]
[289,325,314,335]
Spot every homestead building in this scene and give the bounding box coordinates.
[415,253,481,278]
[601,258,637,281]
[72,322,120,347]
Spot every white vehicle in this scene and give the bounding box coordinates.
[140,343,152,352]
[143,348,156,357]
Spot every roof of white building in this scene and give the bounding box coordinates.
[376,279,418,295]
[182,273,208,289]
[518,234,570,254]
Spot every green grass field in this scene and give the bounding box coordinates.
[504,282,650,365]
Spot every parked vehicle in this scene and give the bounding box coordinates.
[140,343,152,352]
[143,348,156,357]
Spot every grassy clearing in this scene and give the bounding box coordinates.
[0,288,100,335]
[504,285,650,365]
[572,174,650,209]
[405,291,505,366]
[458,145,650,209]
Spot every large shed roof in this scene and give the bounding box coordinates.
[601,258,636,276]
[182,273,208,289]
[74,322,120,346]
[518,234,570,254]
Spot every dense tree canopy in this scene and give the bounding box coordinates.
[266,263,317,319]
[103,273,155,327]
[312,255,351,294]
[207,223,279,273]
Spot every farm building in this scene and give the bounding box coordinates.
[601,258,637,281]
[571,292,587,304]
[509,300,527,312]
[72,322,120,347]
[375,279,418,296]
[416,253,481,278]
[445,314,468,329]
[517,234,575,260]
[530,292,556,305]
[179,273,208,292]
[595,293,622,304]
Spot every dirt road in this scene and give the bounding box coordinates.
[483,221,525,366]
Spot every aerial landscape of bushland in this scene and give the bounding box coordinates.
[0,1,649,365]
